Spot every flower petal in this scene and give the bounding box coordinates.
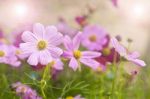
[63,35,73,51]
[53,59,64,70]
[20,42,37,54]
[73,32,82,50]
[129,58,146,67]
[22,31,37,42]
[128,51,140,59]
[82,51,101,58]
[111,38,126,56]
[33,23,45,38]
[27,53,39,65]
[62,51,73,59]
[45,26,63,45]
[80,58,99,70]
[69,57,78,71]
[48,32,63,46]
[39,50,52,65]
[48,47,63,58]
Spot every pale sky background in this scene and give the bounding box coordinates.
[0,0,150,55]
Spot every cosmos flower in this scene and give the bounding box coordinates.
[63,32,101,71]
[75,15,88,27]
[95,48,120,72]
[0,44,21,67]
[20,23,63,66]
[12,82,42,99]
[56,18,77,37]
[50,58,64,70]
[81,25,108,51]
[111,0,118,7]
[111,38,146,67]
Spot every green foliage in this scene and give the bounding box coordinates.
[0,62,149,99]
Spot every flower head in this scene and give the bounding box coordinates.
[12,82,42,99]
[75,15,88,27]
[0,44,21,67]
[111,38,146,67]
[63,32,101,71]
[20,23,63,66]
[81,25,108,51]
[56,18,77,37]
[111,0,118,7]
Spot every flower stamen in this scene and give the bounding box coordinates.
[89,34,97,42]
[73,50,82,59]
[37,40,47,50]
[0,50,5,57]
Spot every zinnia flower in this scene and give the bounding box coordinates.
[63,32,101,71]
[111,37,146,67]
[20,23,63,66]
[81,25,108,51]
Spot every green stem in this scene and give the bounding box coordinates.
[40,63,51,99]
[111,64,118,99]
[111,51,118,99]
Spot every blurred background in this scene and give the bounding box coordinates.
[0,0,150,56]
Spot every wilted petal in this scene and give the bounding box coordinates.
[69,57,78,71]
[33,23,45,38]
[80,58,99,70]
[27,53,39,65]
[82,51,101,58]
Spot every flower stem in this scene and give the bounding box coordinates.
[40,63,51,99]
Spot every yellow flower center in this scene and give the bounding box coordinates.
[16,49,21,55]
[0,50,5,57]
[66,96,74,99]
[20,86,27,93]
[89,35,97,42]
[50,61,56,67]
[73,50,82,59]
[37,40,47,50]
[102,48,111,56]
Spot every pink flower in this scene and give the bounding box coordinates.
[12,82,42,99]
[81,25,108,51]
[111,38,146,67]
[56,18,77,37]
[75,15,88,27]
[0,44,21,67]
[20,23,63,66]
[51,58,64,70]
[111,0,118,7]
[63,32,101,71]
